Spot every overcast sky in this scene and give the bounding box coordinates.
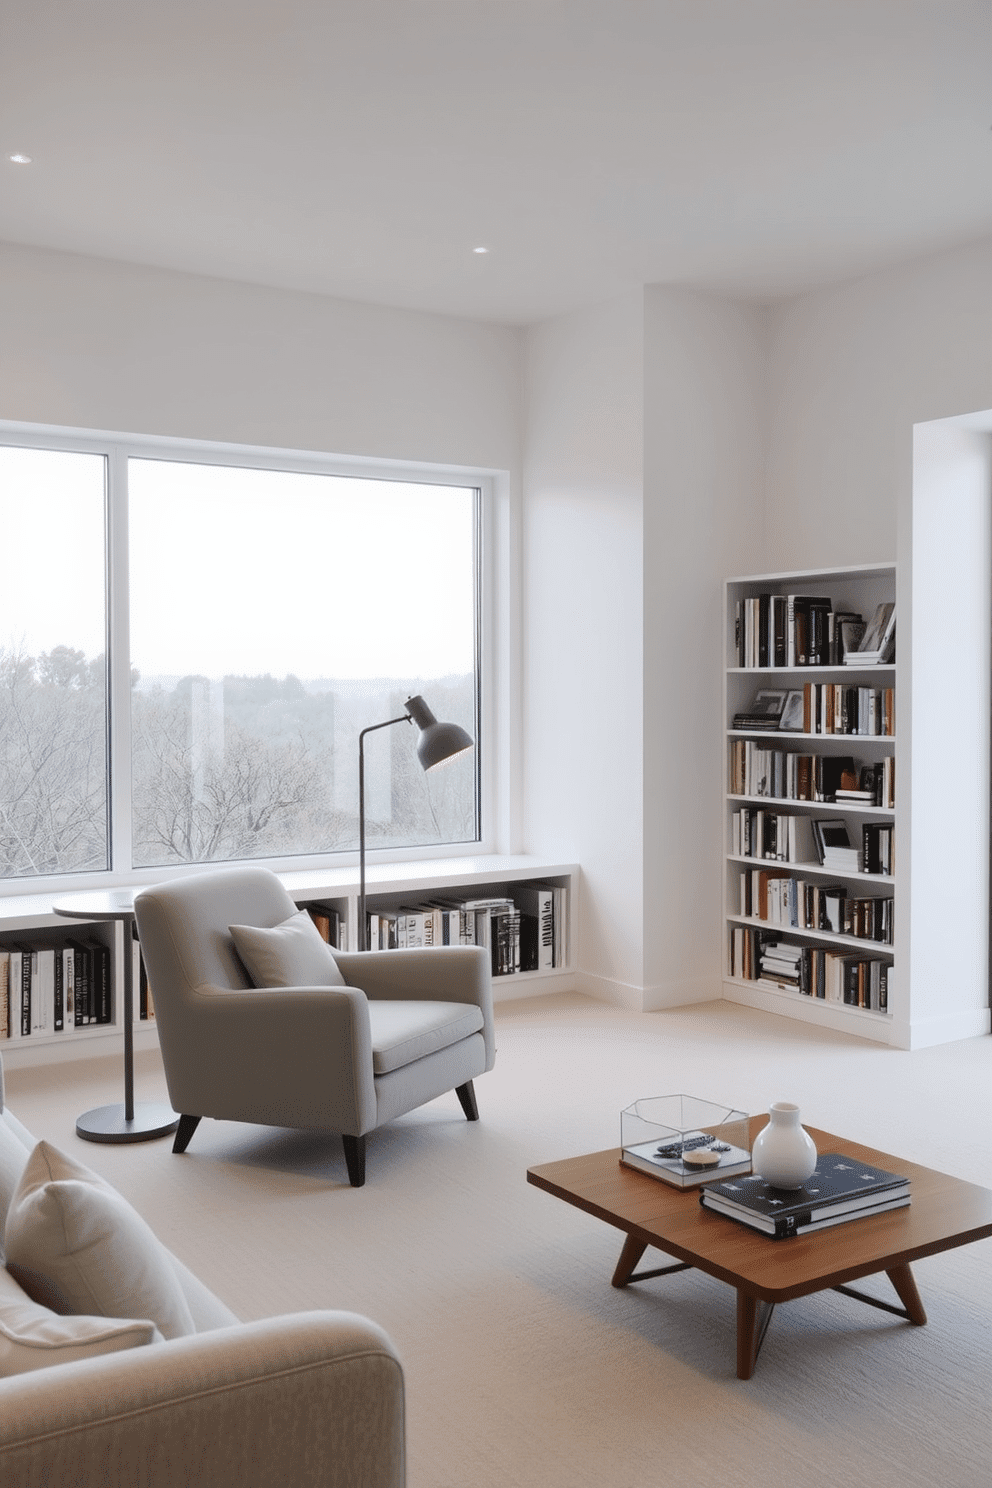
[0,447,476,682]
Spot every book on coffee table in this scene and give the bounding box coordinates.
[622,1131,753,1187]
[700,1153,910,1239]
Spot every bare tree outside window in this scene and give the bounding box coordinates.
[0,448,108,878]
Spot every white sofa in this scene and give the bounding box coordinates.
[0,1055,405,1487]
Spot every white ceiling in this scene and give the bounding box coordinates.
[1,1,990,326]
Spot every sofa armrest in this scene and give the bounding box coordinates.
[0,1310,404,1488]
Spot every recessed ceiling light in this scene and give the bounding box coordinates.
[473,246,489,254]
[8,154,32,165]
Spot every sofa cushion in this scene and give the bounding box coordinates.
[0,1111,33,1258]
[0,1266,161,1377]
[368,1000,483,1075]
[230,910,346,989]
[4,1141,196,1340]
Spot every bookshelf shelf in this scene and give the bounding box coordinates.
[727,914,893,954]
[0,855,577,1066]
[727,730,895,744]
[727,855,894,885]
[728,794,894,818]
[725,564,897,1036]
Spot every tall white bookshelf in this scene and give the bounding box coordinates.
[723,564,898,1044]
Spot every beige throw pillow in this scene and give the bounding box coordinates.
[4,1141,196,1340]
[0,1267,161,1377]
[229,909,346,988]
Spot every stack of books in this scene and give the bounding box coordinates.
[813,818,860,873]
[700,1153,910,1239]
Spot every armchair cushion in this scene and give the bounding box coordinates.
[230,910,346,989]
[5,1142,196,1340]
[368,1000,484,1076]
[0,1268,161,1377]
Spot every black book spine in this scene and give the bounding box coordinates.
[773,596,786,667]
[97,944,110,1023]
[53,949,63,1032]
[758,594,770,668]
[20,949,31,1037]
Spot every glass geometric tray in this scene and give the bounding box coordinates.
[620,1094,752,1188]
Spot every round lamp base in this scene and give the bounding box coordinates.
[76,1103,179,1145]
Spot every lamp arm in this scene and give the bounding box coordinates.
[358,714,413,952]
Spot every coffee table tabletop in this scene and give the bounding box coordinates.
[527,1120,992,1378]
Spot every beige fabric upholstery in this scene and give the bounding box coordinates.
[133,867,495,1160]
[0,1311,405,1488]
[0,1051,405,1487]
[229,909,347,988]
[0,1269,162,1377]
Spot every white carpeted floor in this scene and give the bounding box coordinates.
[7,992,992,1488]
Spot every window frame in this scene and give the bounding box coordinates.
[0,420,498,895]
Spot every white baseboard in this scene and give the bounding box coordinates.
[904,1007,992,1050]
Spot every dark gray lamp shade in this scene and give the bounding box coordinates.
[404,695,474,771]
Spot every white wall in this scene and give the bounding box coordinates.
[522,292,646,1002]
[764,237,992,573]
[0,241,521,470]
[521,287,766,1011]
[764,236,992,1046]
[642,288,766,1008]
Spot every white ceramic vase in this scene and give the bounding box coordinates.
[751,1102,817,1189]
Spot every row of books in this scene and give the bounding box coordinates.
[799,682,894,737]
[732,684,894,738]
[362,884,567,977]
[0,937,158,1041]
[729,743,895,809]
[728,927,890,1011]
[0,940,111,1040]
[700,1152,908,1239]
[739,869,894,943]
[734,593,895,669]
[731,810,894,877]
[306,905,348,951]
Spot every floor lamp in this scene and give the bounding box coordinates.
[358,694,474,951]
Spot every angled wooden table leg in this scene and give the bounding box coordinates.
[887,1263,927,1324]
[737,1291,775,1379]
[612,1234,647,1287]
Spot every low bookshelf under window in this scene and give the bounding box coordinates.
[0,856,577,1065]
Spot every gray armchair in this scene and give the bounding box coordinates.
[133,867,495,1186]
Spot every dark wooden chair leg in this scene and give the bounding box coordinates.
[343,1133,367,1187]
[173,1115,201,1154]
[455,1081,479,1121]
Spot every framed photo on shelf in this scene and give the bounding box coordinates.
[779,689,805,732]
[732,688,787,732]
[749,689,786,719]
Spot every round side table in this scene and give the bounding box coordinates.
[53,890,179,1143]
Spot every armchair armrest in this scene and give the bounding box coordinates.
[0,1311,404,1488]
[159,984,378,1135]
[334,946,494,1071]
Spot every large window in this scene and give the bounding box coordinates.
[0,437,482,884]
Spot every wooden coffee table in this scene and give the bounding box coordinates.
[527,1120,992,1378]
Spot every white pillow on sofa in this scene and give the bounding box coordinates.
[230,909,346,988]
[0,1267,161,1377]
[0,1112,32,1259]
[4,1141,196,1340]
